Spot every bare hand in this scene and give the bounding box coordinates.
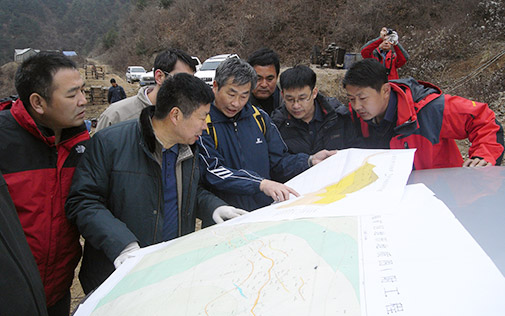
[310,150,337,166]
[463,157,492,167]
[260,179,300,202]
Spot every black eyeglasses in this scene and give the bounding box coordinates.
[284,91,313,106]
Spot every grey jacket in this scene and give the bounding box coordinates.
[95,85,152,131]
[66,106,226,293]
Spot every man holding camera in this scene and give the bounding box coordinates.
[361,27,410,80]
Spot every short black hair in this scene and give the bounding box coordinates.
[342,59,388,92]
[279,65,317,91]
[15,52,77,109]
[155,73,214,119]
[153,48,196,74]
[110,78,116,84]
[247,48,280,76]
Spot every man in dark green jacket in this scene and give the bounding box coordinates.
[66,74,246,294]
[0,173,48,316]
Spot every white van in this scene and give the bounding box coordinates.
[195,54,239,86]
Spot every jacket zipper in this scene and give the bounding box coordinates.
[153,164,162,244]
[181,156,196,236]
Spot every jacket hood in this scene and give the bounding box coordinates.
[11,99,54,146]
[10,99,87,147]
[391,78,441,103]
[389,78,442,136]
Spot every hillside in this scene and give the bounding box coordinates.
[1,0,504,106]
[86,0,503,104]
[0,0,131,65]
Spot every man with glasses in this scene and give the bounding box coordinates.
[96,48,196,131]
[272,65,362,155]
[199,58,335,212]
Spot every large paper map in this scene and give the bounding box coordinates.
[91,217,360,316]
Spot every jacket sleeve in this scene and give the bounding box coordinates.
[65,133,138,263]
[440,95,505,165]
[393,42,409,68]
[120,87,126,99]
[264,114,310,183]
[198,133,264,195]
[95,108,117,132]
[361,37,382,59]
[107,88,112,104]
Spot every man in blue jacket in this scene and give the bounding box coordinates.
[66,74,246,294]
[198,58,335,211]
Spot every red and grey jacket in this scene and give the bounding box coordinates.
[0,99,89,306]
[350,79,504,170]
[360,37,409,80]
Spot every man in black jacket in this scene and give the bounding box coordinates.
[272,65,362,155]
[0,173,48,316]
[247,48,283,115]
[107,78,126,104]
[66,74,246,294]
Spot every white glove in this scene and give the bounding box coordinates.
[212,205,248,224]
[113,242,140,269]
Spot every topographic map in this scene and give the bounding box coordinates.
[91,218,360,316]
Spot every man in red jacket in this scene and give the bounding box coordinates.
[0,52,90,316]
[343,59,504,169]
[361,27,409,80]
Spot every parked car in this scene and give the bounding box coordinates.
[192,56,202,72]
[139,68,155,86]
[126,66,146,83]
[140,57,201,86]
[195,54,239,86]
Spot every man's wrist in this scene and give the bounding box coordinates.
[308,155,313,167]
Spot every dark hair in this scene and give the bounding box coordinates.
[247,48,280,75]
[110,78,116,84]
[215,58,257,91]
[155,73,214,119]
[279,65,317,91]
[153,48,196,74]
[15,52,77,108]
[342,59,388,92]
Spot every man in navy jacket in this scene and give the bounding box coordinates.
[198,58,335,211]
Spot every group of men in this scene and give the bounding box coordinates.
[1,43,504,316]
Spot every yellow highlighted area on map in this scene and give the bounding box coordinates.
[280,162,378,208]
